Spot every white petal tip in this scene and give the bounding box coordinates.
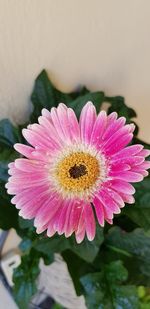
[130,123,136,132]
[87,235,95,242]
[41,108,49,115]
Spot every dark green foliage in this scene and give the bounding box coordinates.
[0,119,21,146]
[13,250,40,309]
[19,225,104,264]
[106,227,150,287]
[0,70,150,308]
[106,96,137,122]
[67,91,105,118]
[0,181,19,229]
[30,70,90,122]
[123,177,150,230]
[81,260,139,309]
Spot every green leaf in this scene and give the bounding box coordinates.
[81,260,139,309]
[106,227,150,286]
[33,226,103,263]
[19,234,54,266]
[30,69,107,121]
[0,181,18,230]
[106,96,137,121]
[13,249,40,309]
[18,222,55,265]
[0,122,25,231]
[18,217,34,230]
[67,91,105,118]
[139,286,150,309]
[30,70,78,122]
[106,95,139,135]
[0,119,21,146]
[105,260,128,283]
[0,148,19,182]
[123,177,150,230]
[81,272,105,309]
[33,234,69,255]
[69,225,104,263]
[140,303,150,309]
[0,119,22,183]
[19,238,32,254]
[16,225,103,295]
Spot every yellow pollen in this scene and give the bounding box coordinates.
[55,152,100,194]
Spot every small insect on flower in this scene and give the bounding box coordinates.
[6,102,150,243]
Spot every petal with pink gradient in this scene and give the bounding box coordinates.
[79,101,96,143]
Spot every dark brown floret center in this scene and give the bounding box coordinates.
[69,164,87,179]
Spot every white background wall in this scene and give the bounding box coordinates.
[0,0,150,142]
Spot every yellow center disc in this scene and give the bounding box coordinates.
[55,152,100,194]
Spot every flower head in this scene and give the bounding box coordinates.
[6,102,150,243]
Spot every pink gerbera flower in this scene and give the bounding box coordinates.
[6,102,150,243]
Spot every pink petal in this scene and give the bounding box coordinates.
[56,104,72,142]
[54,200,75,237]
[104,133,133,155]
[36,223,50,234]
[130,166,148,176]
[112,144,143,159]
[103,125,134,150]
[19,205,41,219]
[111,171,143,182]
[83,202,96,241]
[90,111,107,146]
[38,115,62,147]
[106,179,135,195]
[22,128,57,151]
[102,187,125,208]
[105,218,113,225]
[11,187,50,208]
[18,194,50,219]
[41,108,51,119]
[97,190,121,214]
[8,174,47,187]
[138,161,150,170]
[8,162,15,169]
[34,195,61,228]
[110,163,130,173]
[119,193,135,204]
[47,203,63,237]
[8,167,45,179]
[138,149,150,158]
[111,156,145,167]
[47,224,56,237]
[103,207,114,220]
[79,102,96,143]
[64,200,73,237]
[14,143,34,158]
[94,194,114,219]
[93,196,105,226]
[107,112,118,125]
[66,201,82,231]
[55,199,71,235]
[75,209,86,244]
[14,158,46,172]
[75,225,86,244]
[31,150,50,162]
[108,113,125,126]
[50,107,67,142]
[103,116,126,140]
[67,108,80,142]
